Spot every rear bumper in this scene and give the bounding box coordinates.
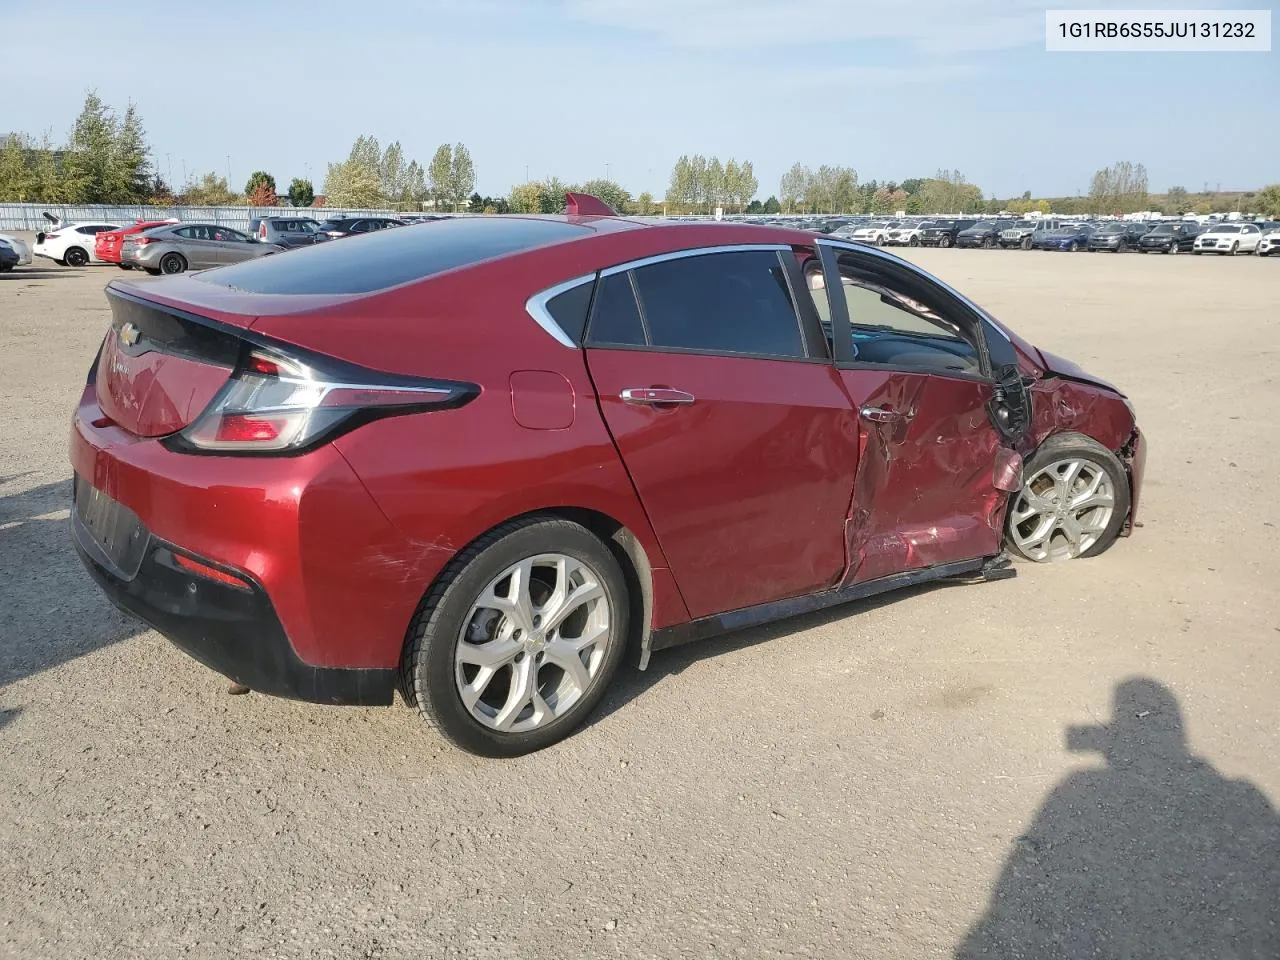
[71,503,394,705]
[69,388,436,686]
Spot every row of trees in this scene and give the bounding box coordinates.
[321,136,476,211]
[665,156,759,213]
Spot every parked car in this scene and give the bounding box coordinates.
[884,221,932,247]
[96,220,181,269]
[121,223,283,274]
[70,206,1146,756]
[998,220,1048,250]
[0,232,33,266]
[1192,222,1263,255]
[0,239,20,272]
[845,220,900,245]
[917,218,977,247]
[1137,222,1201,254]
[1087,221,1150,252]
[316,216,407,239]
[1256,224,1280,257]
[956,220,1004,249]
[249,216,330,249]
[1034,223,1096,252]
[33,216,123,266]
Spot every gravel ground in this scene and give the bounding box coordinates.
[2,241,1278,959]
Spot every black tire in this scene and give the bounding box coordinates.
[909,236,920,247]
[144,267,161,275]
[1228,242,1239,256]
[1192,249,1202,255]
[160,252,187,275]
[64,246,89,267]
[1067,240,1078,252]
[939,235,953,248]
[1006,432,1131,563]
[982,236,994,249]
[117,262,133,270]
[1167,244,1178,255]
[402,516,630,757]
[1139,248,1148,254]
[1020,235,1033,250]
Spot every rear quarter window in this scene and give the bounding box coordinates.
[199,216,592,294]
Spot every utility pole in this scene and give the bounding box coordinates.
[226,155,232,188]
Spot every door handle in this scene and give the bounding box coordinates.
[860,406,907,424]
[621,387,695,406]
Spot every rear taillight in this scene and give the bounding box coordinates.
[134,237,153,246]
[44,231,61,240]
[172,346,476,454]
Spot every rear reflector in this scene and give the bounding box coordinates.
[172,552,253,590]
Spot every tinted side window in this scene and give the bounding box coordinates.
[630,250,804,358]
[586,273,646,346]
[545,282,594,344]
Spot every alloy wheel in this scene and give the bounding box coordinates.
[455,553,613,732]
[1008,458,1116,562]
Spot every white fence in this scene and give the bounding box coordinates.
[0,204,406,231]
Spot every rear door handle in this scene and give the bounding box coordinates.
[860,406,908,423]
[621,387,696,406]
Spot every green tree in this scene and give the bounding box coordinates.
[635,191,656,215]
[184,172,237,205]
[428,143,452,210]
[0,134,34,201]
[762,196,781,214]
[115,103,151,201]
[666,155,693,210]
[437,142,475,211]
[32,132,66,203]
[1089,160,1148,214]
[508,181,542,213]
[780,162,810,213]
[287,177,315,207]
[324,135,383,207]
[380,141,406,204]
[61,91,116,202]
[402,160,426,207]
[244,170,277,203]
[706,157,725,212]
[1256,184,1280,218]
[737,160,758,211]
[900,178,925,195]
[1165,185,1190,214]
[745,199,763,214]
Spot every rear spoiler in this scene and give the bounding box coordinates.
[563,192,617,217]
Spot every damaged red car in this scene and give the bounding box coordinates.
[70,195,1146,756]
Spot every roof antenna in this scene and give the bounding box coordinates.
[563,192,617,217]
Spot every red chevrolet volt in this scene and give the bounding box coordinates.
[70,198,1146,755]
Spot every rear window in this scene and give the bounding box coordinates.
[271,219,319,233]
[200,217,592,295]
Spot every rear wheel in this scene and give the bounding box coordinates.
[117,263,132,270]
[1067,240,1078,252]
[939,235,953,248]
[1020,235,1033,250]
[1167,244,1178,255]
[144,267,161,276]
[159,252,187,275]
[402,516,629,756]
[64,246,89,267]
[909,236,920,247]
[1228,241,1239,256]
[1006,434,1130,563]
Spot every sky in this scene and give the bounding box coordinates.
[3,0,1276,200]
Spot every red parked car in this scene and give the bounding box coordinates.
[96,219,179,268]
[70,196,1146,756]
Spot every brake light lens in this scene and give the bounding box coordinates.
[134,237,153,246]
[176,347,474,453]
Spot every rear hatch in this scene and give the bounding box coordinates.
[94,278,365,437]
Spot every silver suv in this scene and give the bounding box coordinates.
[1000,218,1063,250]
[248,217,329,249]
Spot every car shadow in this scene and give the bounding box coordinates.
[593,579,961,725]
[955,677,1280,959]
[0,476,143,688]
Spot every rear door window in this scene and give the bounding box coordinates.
[622,250,805,358]
[586,274,646,347]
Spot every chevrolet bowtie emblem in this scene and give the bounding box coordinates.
[119,322,140,347]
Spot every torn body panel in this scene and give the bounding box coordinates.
[1025,371,1143,533]
[837,369,1010,585]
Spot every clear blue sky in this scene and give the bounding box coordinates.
[3,0,1276,199]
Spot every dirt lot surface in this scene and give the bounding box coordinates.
[2,242,1278,959]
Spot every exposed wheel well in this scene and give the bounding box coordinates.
[396,507,656,704]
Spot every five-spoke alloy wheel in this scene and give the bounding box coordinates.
[1006,434,1130,563]
[402,516,629,756]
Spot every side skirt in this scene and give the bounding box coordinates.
[648,557,991,655]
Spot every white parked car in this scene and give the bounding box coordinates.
[1255,224,1280,257]
[884,221,932,246]
[0,232,33,265]
[847,219,899,245]
[32,213,122,266]
[1192,223,1262,255]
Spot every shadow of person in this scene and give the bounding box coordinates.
[956,678,1280,959]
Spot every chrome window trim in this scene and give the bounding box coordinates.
[598,243,791,278]
[524,273,595,348]
[814,238,1012,342]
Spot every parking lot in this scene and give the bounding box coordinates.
[2,244,1278,958]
